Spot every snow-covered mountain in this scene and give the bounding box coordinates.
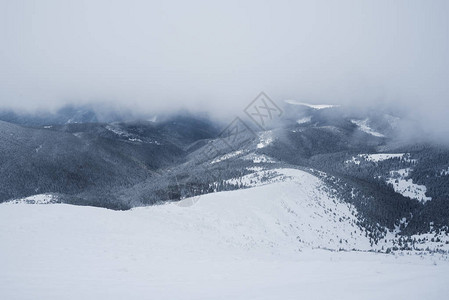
[2,175,449,299]
[0,105,448,244]
[1,105,449,299]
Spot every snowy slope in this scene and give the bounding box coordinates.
[1,170,449,300]
[345,153,409,164]
[351,119,385,137]
[210,150,245,164]
[387,168,432,203]
[2,169,371,253]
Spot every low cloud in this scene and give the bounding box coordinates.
[0,0,448,141]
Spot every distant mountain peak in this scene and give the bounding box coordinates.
[284,99,339,110]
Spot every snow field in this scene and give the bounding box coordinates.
[1,168,448,299]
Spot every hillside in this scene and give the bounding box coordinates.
[1,173,449,299]
[0,105,448,236]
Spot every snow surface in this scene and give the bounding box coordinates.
[105,124,131,137]
[345,156,361,165]
[256,131,274,149]
[128,138,143,142]
[1,169,448,299]
[297,116,312,124]
[351,119,385,137]
[344,154,430,202]
[285,100,339,110]
[105,124,160,145]
[4,193,58,204]
[387,168,432,203]
[0,169,449,300]
[211,150,244,164]
[362,153,404,162]
[345,153,410,164]
[242,153,275,163]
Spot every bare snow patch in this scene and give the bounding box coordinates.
[242,153,276,163]
[256,131,274,149]
[363,153,405,162]
[345,156,361,165]
[297,116,312,124]
[246,166,264,172]
[128,138,143,143]
[106,124,160,145]
[105,124,130,137]
[387,168,431,203]
[351,119,385,137]
[211,150,244,164]
[345,153,413,164]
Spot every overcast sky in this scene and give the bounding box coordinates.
[1,0,448,128]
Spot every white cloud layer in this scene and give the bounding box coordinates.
[0,0,448,137]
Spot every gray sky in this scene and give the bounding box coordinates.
[1,0,448,130]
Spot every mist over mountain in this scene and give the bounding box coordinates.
[1,0,449,142]
[1,102,448,234]
[1,1,449,299]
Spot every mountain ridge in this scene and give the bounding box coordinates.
[0,105,448,241]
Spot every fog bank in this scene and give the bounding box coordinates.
[1,0,448,139]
